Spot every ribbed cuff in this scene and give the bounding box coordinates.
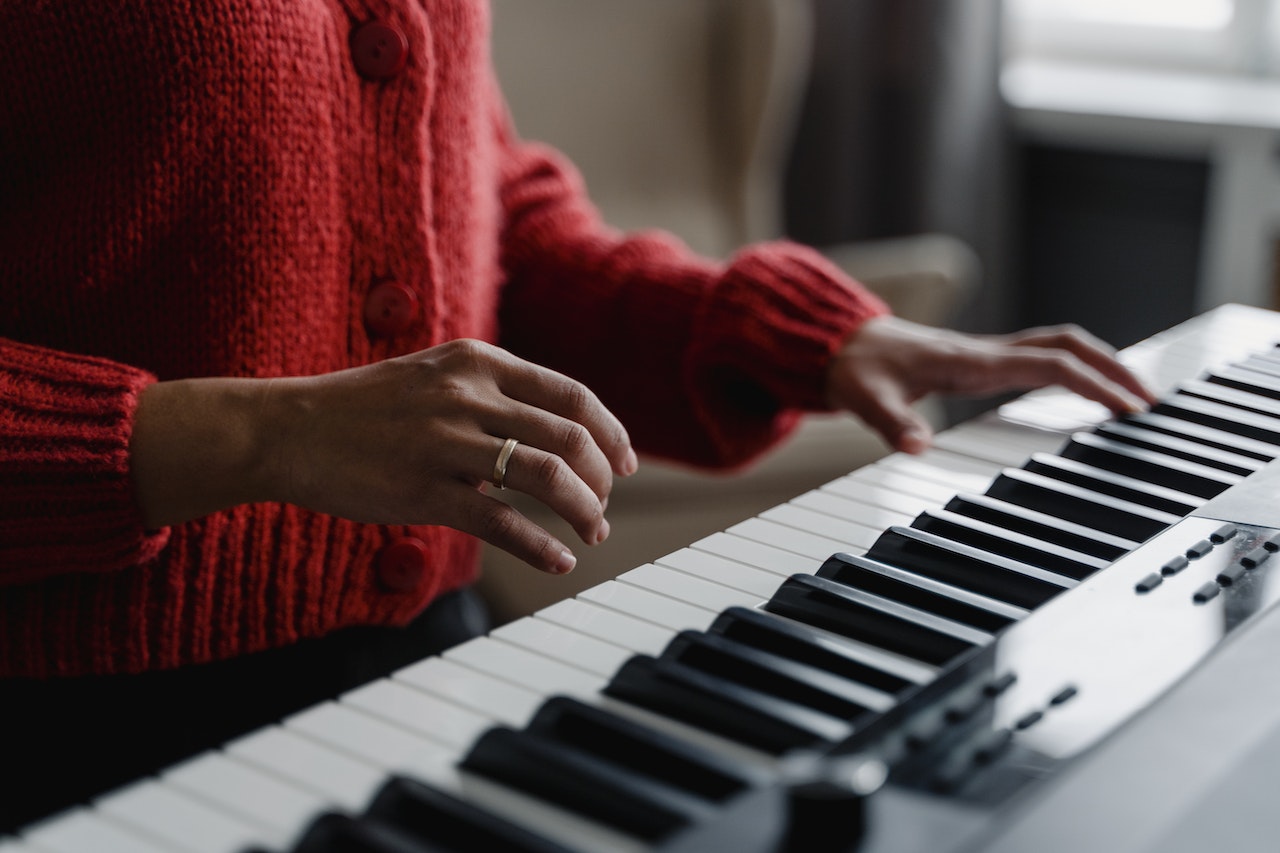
[0,339,168,583]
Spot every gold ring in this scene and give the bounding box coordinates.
[492,437,519,490]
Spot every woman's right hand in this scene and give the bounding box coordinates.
[130,339,637,574]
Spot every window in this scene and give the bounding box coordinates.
[1006,0,1280,75]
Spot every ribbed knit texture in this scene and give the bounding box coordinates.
[0,1,886,677]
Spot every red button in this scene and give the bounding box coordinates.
[376,536,429,592]
[351,21,409,81]
[363,280,419,338]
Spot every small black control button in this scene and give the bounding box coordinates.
[972,729,1014,765]
[1217,563,1248,586]
[1264,534,1280,553]
[1049,685,1079,706]
[944,693,985,724]
[930,763,968,794]
[1210,524,1239,544]
[1162,555,1190,576]
[1015,710,1044,730]
[1135,573,1163,593]
[1241,547,1271,569]
[1193,582,1221,604]
[1186,540,1214,559]
[983,673,1018,698]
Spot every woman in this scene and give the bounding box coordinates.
[0,0,1151,828]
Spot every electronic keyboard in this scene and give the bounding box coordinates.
[13,303,1280,853]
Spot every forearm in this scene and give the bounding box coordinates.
[128,377,283,529]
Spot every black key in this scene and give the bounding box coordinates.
[1023,454,1202,516]
[1155,394,1280,445]
[461,726,706,840]
[1095,421,1263,477]
[986,468,1179,541]
[911,508,1107,581]
[1058,433,1240,499]
[864,527,1072,610]
[945,493,1136,561]
[604,655,851,753]
[709,607,918,695]
[366,777,575,853]
[764,574,983,665]
[1122,411,1278,462]
[1206,365,1280,402]
[1180,378,1280,420]
[662,630,887,722]
[291,813,446,853]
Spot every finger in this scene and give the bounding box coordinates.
[490,402,615,503]
[444,484,578,574]
[495,440,610,547]
[983,349,1146,414]
[492,355,637,477]
[845,376,934,455]
[1010,326,1157,405]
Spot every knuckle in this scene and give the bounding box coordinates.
[558,420,593,458]
[559,380,596,419]
[534,452,569,488]
[475,501,520,543]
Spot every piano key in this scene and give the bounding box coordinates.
[864,527,1073,610]
[654,548,785,598]
[726,517,851,563]
[1206,364,1280,400]
[986,468,1179,541]
[226,726,385,812]
[691,530,817,577]
[759,503,881,551]
[285,703,456,780]
[1094,420,1265,476]
[393,657,542,726]
[341,679,493,750]
[461,726,709,840]
[871,449,1003,494]
[764,574,986,665]
[603,655,853,754]
[534,599,672,656]
[818,478,939,517]
[287,811,451,853]
[363,776,576,853]
[815,552,1028,631]
[932,422,1063,467]
[162,751,323,843]
[1154,393,1280,444]
[846,466,960,504]
[1058,433,1241,498]
[708,606,934,692]
[790,490,914,538]
[1179,377,1280,419]
[490,616,633,677]
[1234,352,1280,380]
[22,810,170,853]
[577,580,717,633]
[616,564,763,613]
[943,493,1138,561]
[1122,410,1279,461]
[1023,454,1204,516]
[661,630,895,717]
[911,508,1108,580]
[94,781,265,853]
[444,637,603,698]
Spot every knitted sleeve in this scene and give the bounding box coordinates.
[0,337,168,584]
[494,136,889,470]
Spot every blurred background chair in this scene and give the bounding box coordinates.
[478,0,980,623]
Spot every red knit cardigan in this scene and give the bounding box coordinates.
[0,0,885,677]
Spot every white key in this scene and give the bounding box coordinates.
[491,617,632,676]
[655,548,782,598]
[728,517,847,562]
[285,703,456,782]
[854,465,958,503]
[820,478,938,516]
[394,656,542,725]
[226,725,384,811]
[874,449,1001,493]
[94,781,262,853]
[342,679,492,750]
[578,580,717,632]
[445,637,603,697]
[162,752,319,843]
[791,490,913,532]
[691,531,815,576]
[23,810,169,853]
[760,503,880,551]
[535,599,671,656]
[617,564,762,612]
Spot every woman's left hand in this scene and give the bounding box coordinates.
[825,316,1158,454]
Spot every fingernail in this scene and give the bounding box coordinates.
[595,518,611,545]
[554,550,577,574]
[623,448,639,476]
